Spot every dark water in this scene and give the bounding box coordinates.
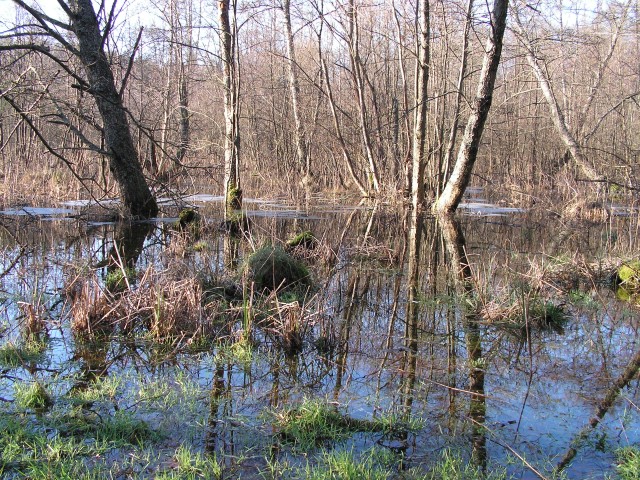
[1,196,639,478]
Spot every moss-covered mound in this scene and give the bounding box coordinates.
[617,261,640,290]
[286,231,318,250]
[246,245,311,292]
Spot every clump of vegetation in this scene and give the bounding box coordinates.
[0,339,46,368]
[271,399,384,449]
[616,446,640,480]
[563,199,610,222]
[617,261,640,290]
[480,297,568,335]
[286,231,318,250]
[246,245,311,292]
[301,448,391,480]
[14,380,53,410]
[156,444,222,479]
[420,449,507,480]
[70,276,116,336]
[105,267,136,293]
[178,207,200,226]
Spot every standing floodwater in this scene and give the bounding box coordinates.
[0,197,639,479]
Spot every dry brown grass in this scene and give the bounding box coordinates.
[563,198,611,222]
[65,263,237,341]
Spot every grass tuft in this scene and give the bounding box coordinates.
[14,380,53,410]
[271,399,385,450]
[0,339,46,368]
[616,446,640,480]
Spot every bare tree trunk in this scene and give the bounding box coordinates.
[441,0,474,189]
[219,0,241,213]
[411,0,430,210]
[12,0,158,217]
[434,0,508,214]
[176,0,193,164]
[322,59,368,196]
[281,0,309,179]
[69,0,158,217]
[512,8,603,183]
[391,0,412,195]
[348,0,380,193]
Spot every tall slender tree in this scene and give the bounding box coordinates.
[219,0,241,213]
[434,0,508,214]
[411,0,430,210]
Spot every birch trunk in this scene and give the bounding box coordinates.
[219,0,241,213]
[434,0,508,214]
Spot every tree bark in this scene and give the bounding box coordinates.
[411,0,430,210]
[282,0,309,177]
[14,0,158,218]
[441,0,474,190]
[434,0,508,214]
[219,0,241,213]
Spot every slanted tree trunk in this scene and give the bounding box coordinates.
[434,0,508,214]
[512,7,604,183]
[69,0,158,218]
[13,0,158,218]
[441,0,474,190]
[281,0,309,179]
[411,0,430,210]
[219,0,241,213]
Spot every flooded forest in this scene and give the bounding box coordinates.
[1,0,640,478]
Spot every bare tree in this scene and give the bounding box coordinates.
[281,0,309,180]
[411,0,430,210]
[219,0,241,212]
[434,0,508,213]
[511,3,604,183]
[347,0,380,194]
[8,0,158,218]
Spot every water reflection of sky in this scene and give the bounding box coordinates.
[0,199,639,478]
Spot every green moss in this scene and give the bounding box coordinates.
[286,231,318,250]
[226,186,242,211]
[178,208,199,225]
[618,261,640,290]
[246,245,311,292]
[105,267,135,293]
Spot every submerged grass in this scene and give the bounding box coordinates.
[0,339,46,368]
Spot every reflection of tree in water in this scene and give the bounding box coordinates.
[70,221,153,391]
[440,215,487,471]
